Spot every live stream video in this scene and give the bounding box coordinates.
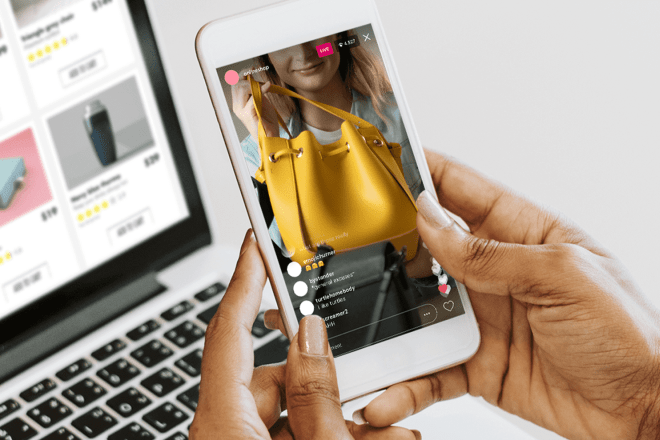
[217,24,465,357]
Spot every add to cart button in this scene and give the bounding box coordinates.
[3,262,51,301]
[59,51,107,88]
[107,208,153,245]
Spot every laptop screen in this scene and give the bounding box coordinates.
[0,1,199,321]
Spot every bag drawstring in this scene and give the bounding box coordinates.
[268,147,303,163]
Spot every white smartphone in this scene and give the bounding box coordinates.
[196,0,480,402]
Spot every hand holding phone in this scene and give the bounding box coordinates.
[190,231,421,440]
[356,151,660,440]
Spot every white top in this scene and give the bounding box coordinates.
[301,122,343,144]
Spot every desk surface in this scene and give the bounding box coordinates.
[342,394,543,440]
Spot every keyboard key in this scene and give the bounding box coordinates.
[97,359,140,388]
[194,282,225,302]
[20,378,57,402]
[254,334,290,367]
[62,378,107,408]
[164,433,187,440]
[131,340,173,368]
[107,388,151,418]
[251,312,273,338]
[174,349,202,377]
[0,400,20,421]
[141,368,184,398]
[161,301,193,321]
[196,303,219,325]
[27,398,71,428]
[0,418,37,440]
[142,403,188,433]
[108,422,155,440]
[164,321,204,348]
[176,384,199,412]
[42,427,80,440]
[56,359,92,382]
[126,320,160,342]
[71,407,117,438]
[91,339,126,361]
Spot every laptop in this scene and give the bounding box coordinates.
[0,1,289,439]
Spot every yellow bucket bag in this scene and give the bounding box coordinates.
[249,75,419,265]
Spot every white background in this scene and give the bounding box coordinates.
[146,1,660,439]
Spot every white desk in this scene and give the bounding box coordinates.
[342,394,544,440]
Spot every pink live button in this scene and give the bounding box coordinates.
[316,42,333,57]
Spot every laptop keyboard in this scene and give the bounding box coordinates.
[0,282,290,440]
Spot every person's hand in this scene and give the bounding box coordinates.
[353,150,660,440]
[231,76,281,139]
[189,230,421,440]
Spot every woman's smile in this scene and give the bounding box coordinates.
[293,61,324,75]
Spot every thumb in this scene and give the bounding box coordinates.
[285,316,351,440]
[416,190,570,303]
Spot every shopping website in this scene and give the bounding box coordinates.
[217,24,465,357]
[0,0,189,319]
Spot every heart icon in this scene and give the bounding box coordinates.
[438,284,451,296]
[443,301,454,312]
[438,274,448,285]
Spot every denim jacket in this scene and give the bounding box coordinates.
[240,90,423,250]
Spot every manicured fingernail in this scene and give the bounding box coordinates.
[352,408,366,425]
[239,229,253,256]
[264,310,280,330]
[412,429,422,440]
[298,315,327,356]
[417,191,453,228]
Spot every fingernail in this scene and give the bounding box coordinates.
[417,191,453,228]
[239,229,253,256]
[352,408,366,425]
[298,315,327,356]
[412,429,422,440]
[264,310,280,330]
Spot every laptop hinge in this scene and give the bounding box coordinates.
[0,272,166,383]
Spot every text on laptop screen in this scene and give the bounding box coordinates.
[0,0,190,319]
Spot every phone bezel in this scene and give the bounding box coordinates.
[196,0,480,402]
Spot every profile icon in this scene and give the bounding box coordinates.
[224,70,239,85]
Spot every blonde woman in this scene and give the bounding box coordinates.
[231,31,422,251]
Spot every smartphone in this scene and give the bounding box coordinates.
[196,0,480,402]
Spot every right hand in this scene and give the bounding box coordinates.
[358,150,660,440]
[231,76,281,139]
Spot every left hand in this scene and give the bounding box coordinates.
[189,230,421,440]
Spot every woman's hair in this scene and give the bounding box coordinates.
[255,30,394,125]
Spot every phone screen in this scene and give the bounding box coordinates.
[218,24,465,357]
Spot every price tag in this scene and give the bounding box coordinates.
[41,206,58,222]
[144,153,160,168]
[91,0,113,11]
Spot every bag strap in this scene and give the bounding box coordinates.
[248,75,374,132]
[370,145,417,209]
[248,75,293,139]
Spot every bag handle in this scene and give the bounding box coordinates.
[248,75,375,133]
